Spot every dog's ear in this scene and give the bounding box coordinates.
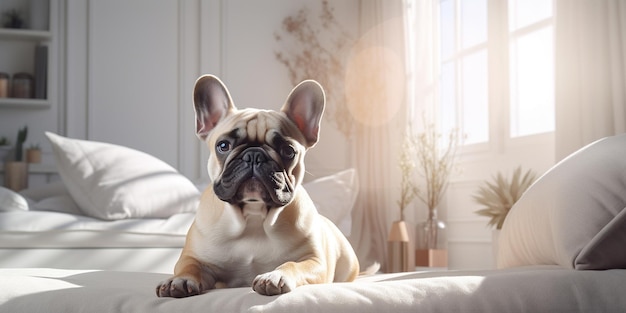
[193,75,236,141]
[281,80,325,147]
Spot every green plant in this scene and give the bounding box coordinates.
[14,126,27,161]
[474,167,537,229]
[2,9,24,29]
[0,137,9,146]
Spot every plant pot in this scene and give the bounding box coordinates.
[387,220,410,273]
[26,149,41,163]
[492,229,501,267]
[4,161,28,191]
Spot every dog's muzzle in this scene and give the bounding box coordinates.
[214,147,294,207]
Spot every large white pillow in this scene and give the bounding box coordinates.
[0,186,29,211]
[46,132,200,220]
[303,169,358,235]
[498,133,626,270]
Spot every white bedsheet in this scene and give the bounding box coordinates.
[0,211,193,248]
[0,266,624,313]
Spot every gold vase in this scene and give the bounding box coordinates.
[387,220,410,273]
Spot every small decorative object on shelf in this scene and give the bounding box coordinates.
[0,73,8,98]
[26,143,41,164]
[2,9,25,29]
[0,137,11,162]
[3,126,28,191]
[12,73,34,99]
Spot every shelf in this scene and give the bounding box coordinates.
[0,98,50,109]
[0,28,52,42]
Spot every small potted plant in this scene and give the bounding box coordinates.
[4,126,28,191]
[26,143,41,163]
[0,137,10,162]
[2,9,25,29]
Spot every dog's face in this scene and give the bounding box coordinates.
[193,75,325,211]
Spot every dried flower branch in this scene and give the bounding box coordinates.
[473,166,537,229]
[397,129,418,221]
[413,120,462,218]
[274,0,355,138]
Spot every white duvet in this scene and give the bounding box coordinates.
[0,211,193,248]
[0,266,624,313]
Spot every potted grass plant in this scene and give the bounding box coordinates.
[473,166,537,230]
[473,166,537,261]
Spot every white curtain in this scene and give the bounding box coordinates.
[555,0,626,161]
[347,0,408,271]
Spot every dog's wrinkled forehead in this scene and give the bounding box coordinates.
[214,108,306,145]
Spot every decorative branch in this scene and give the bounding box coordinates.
[413,118,462,218]
[274,0,356,138]
[397,128,418,221]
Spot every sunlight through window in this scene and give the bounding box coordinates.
[437,0,554,145]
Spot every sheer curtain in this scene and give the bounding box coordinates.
[347,0,407,271]
[555,0,626,161]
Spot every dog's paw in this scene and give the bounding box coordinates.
[156,276,202,298]
[252,270,296,296]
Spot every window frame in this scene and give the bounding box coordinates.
[436,0,555,157]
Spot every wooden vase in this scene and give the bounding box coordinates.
[387,220,410,273]
[4,161,28,191]
[26,149,41,163]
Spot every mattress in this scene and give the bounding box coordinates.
[0,266,624,313]
[0,211,193,248]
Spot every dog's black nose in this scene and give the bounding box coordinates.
[242,148,267,166]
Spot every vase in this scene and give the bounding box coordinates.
[415,209,448,267]
[26,149,41,163]
[387,220,410,273]
[492,229,501,267]
[4,161,28,191]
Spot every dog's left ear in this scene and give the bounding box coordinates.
[281,80,325,148]
[193,75,236,141]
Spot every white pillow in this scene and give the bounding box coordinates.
[0,186,29,211]
[303,169,358,235]
[498,133,626,270]
[46,132,200,220]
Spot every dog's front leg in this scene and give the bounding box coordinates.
[156,255,217,298]
[252,258,329,296]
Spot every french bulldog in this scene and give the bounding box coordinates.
[156,75,364,297]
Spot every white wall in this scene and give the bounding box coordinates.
[6,0,557,270]
[62,0,358,181]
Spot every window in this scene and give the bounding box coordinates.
[438,0,554,145]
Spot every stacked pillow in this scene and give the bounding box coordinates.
[46,132,200,220]
[38,133,359,234]
[498,133,626,270]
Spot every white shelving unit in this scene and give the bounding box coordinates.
[0,2,53,110]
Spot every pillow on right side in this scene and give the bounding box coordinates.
[498,133,626,270]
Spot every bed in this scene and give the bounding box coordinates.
[1,132,626,312]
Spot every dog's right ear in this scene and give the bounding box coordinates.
[193,75,236,141]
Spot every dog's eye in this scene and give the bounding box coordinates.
[280,145,296,159]
[216,141,231,153]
